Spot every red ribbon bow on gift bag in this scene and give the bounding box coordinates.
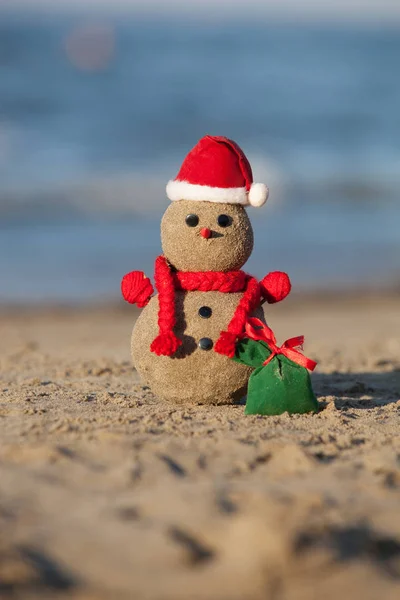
[243,317,317,371]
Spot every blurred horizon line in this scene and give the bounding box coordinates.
[2,1,400,27]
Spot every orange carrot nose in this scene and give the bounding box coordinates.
[200,228,211,239]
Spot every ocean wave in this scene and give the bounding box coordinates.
[0,164,399,224]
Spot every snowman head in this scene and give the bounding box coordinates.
[161,200,253,272]
[162,135,268,272]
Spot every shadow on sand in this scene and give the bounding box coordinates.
[312,370,400,410]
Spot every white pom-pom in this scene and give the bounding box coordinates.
[248,183,269,207]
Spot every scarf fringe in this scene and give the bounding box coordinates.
[150,332,182,357]
[214,331,238,358]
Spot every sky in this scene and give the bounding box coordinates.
[3,0,400,21]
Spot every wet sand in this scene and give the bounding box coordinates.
[0,293,400,599]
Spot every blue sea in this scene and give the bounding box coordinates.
[0,10,399,304]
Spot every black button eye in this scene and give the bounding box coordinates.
[186,214,199,227]
[217,214,231,228]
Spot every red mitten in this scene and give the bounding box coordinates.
[260,271,291,304]
[121,271,154,308]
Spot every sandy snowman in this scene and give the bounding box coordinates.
[121,135,291,404]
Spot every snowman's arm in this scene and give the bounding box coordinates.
[260,271,291,304]
[121,271,154,308]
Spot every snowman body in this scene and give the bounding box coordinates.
[132,291,264,405]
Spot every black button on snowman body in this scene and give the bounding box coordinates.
[198,337,213,351]
[198,306,212,319]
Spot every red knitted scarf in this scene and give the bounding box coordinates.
[151,255,261,358]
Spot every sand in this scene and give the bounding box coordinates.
[0,293,400,600]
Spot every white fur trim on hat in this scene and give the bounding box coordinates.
[166,180,248,204]
[248,183,269,207]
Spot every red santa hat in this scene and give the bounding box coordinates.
[166,135,269,208]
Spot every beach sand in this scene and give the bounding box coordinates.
[1,293,400,599]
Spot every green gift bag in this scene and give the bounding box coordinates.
[234,318,319,416]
